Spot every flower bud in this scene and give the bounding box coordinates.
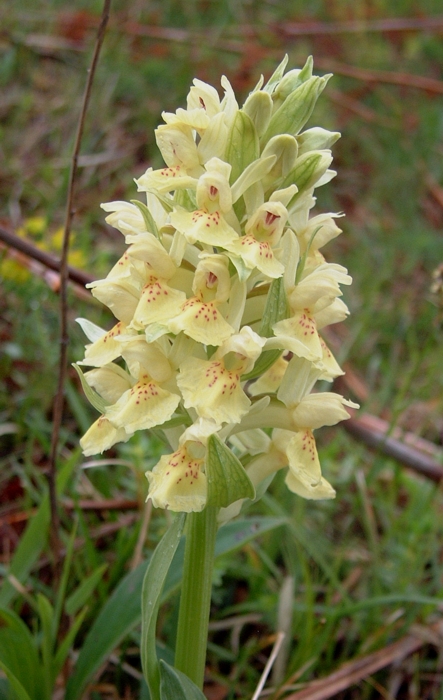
[242,90,273,136]
[297,127,341,155]
[271,56,314,110]
[261,74,331,145]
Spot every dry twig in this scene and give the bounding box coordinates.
[48,0,111,570]
[279,618,443,700]
[314,58,443,95]
[277,15,443,36]
[0,224,94,287]
[344,415,443,483]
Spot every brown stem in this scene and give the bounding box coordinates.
[0,224,94,287]
[48,0,111,575]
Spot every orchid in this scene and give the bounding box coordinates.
[76,56,357,695]
[77,56,356,519]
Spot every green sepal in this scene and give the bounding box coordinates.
[72,363,108,414]
[296,126,341,154]
[130,199,160,239]
[261,75,330,144]
[225,111,259,185]
[141,513,186,700]
[148,190,174,213]
[159,660,206,700]
[206,434,255,507]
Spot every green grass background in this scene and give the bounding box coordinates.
[1,1,443,698]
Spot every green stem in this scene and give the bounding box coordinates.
[174,505,218,689]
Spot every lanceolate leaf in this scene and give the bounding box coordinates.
[206,434,255,508]
[65,564,108,617]
[65,561,150,700]
[159,660,206,700]
[141,513,186,700]
[65,517,285,700]
[0,664,32,700]
[0,608,42,700]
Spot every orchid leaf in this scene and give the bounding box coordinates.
[65,517,284,700]
[159,660,206,700]
[141,513,186,700]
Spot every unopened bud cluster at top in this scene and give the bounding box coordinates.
[76,56,357,515]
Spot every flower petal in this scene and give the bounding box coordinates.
[136,165,197,195]
[80,416,129,456]
[168,297,234,345]
[147,445,207,512]
[78,321,127,367]
[292,393,358,430]
[106,376,180,434]
[170,208,238,247]
[177,357,250,425]
[270,310,323,360]
[226,236,284,278]
[131,276,186,329]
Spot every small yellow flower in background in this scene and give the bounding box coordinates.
[1,217,87,283]
[77,56,358,514]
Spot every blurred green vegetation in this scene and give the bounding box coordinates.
[1,1,443,698]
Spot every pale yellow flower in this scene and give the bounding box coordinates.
[146,419,218,512]
[168,254,235,344]
[170,159,238,247]
[80,416,130,456]
[177,328,265,426]
[289,262,352,313]
[225,202,287,279]
[269,309,323,361]
[77,319,126,367]
[105,372,180,436]
[273,429,336,499]
[136,165,197,195]
[101,201,146,235]
[147,443,207,512]
[78,57,357,512]
[131,275,187,330]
